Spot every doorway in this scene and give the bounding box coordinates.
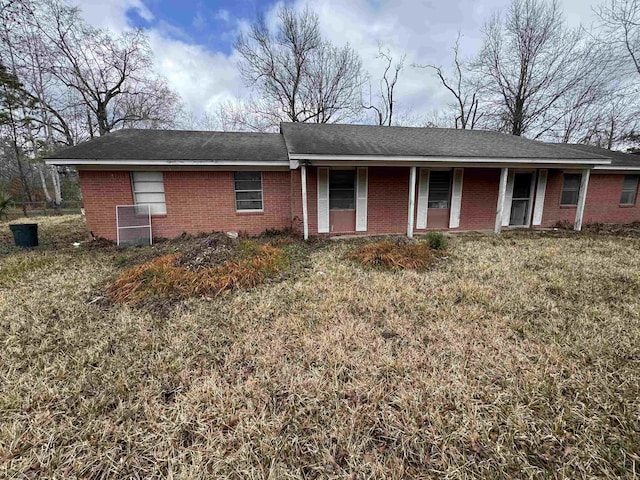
[329,169,356,233]
[509,172,534,226]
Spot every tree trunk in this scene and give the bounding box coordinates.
[38,165,53,203]
[50,166,62,209]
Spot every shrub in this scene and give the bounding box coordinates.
[347,240,437,271]
[425,231,447,250]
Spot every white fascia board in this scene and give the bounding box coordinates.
[592,166,640,171]
[45,158,290,168]
[288,154,611,166]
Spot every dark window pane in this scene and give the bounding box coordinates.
[621,175,639,204]
[623,174,639,190]
[620,191,635,205]
[561,174,581,205]
[329,170,355,210]
[330,170,356,189]
[563,174,581,191]
[561,189,579,206]
[234,171,261,182]
[235,180,262,191]
[512,174,532,199]
[428,170,451,208]
[236,191,262,201]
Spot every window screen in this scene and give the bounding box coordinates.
[131,171,166,215]
[428,170,452,208]
[620,175,639,205]
[329,170,355,210]
[234,171,263,211]
[561,173,581,205]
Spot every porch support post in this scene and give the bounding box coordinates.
[574,168,590,231]
[407,166,417,238]
[301,165,309,240]
[495,167,509,233]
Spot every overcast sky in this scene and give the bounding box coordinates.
[71,0,605,124]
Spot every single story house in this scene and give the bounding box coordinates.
[45,123,640,242]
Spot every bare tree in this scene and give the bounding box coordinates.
[596,0,640,76]
[474,0,592,137]
[415,35,483,129]
[0,0,184,207]
[363,46,405,126]
[235,6,364,127]
[181,99,276,133]
[25,0,182,137]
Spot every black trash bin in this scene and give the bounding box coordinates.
[9,223,38,247]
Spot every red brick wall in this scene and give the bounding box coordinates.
[541,170,640,227]
[368,167,410,234]
[79,171,133,240]
[79,170,291,241]
[539,169,579,227]
[457,168,501,231]
[80,167,640,241]
[584,173,640,224]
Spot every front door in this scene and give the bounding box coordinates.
[509,173,533,226]
[329,169,356,233]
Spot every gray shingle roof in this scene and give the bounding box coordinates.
[554,143,640,168]
[47,129,289,163]
[280,123,609,160]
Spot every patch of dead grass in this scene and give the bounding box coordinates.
[107,242,286,306]
[347,238,440,271]
[0,215,639,478]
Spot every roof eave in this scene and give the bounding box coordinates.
[45,158,290,168]
[592,165,640,171]
[288,154,611,167]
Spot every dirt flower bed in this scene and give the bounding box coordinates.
[582,221,640,238]
[107,239,287,305]
[347,237,444,271]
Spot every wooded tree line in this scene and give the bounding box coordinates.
[0,0,181,211]
[2,0,640,210]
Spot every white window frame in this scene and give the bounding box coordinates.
[234,171,264,212]
[131,171,166,215]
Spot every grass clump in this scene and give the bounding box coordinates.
[108,240,285,305]
[425,231,447,250]
[347,238,440,271]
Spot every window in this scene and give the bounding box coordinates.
[561,173,581,206]
[428,170,451,208]
[620,175,639,205]
[131,171,166,215]
[329,170,355,210]
[234,171,263,211]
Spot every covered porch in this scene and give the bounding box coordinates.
[297,164,593,239]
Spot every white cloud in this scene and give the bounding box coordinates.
[146,32,244,112]
[214,9,231,23]
[71,0,606,125]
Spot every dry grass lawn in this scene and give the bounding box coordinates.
[0,215,638,479]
